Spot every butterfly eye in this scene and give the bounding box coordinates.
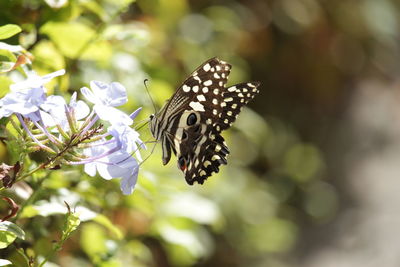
[187,113,197,126]
[150,114,154,120]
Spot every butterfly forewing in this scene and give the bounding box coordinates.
[149,57,260,185]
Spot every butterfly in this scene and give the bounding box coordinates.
[149,57,260,185]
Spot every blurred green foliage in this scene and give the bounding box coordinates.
[0,0,399,266]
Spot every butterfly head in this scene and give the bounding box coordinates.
[149,113,159,140]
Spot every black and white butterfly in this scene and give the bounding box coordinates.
[149,57,260,185]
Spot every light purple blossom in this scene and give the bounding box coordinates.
[80,81,132,125]
[107,107,145,160]
[1,71,144,195]
[83,143,140,194]
[10,69,65,91]
[81,107,144,194]
[0,69,65,120]
[41,92,89,128]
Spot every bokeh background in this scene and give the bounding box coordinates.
[1,0,400,266]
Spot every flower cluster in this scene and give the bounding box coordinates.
[0,70,145,194]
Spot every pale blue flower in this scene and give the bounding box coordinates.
[80,81,132,125]
[107,108,145,161]
[10,69,65,91]
[120,163,139,195]
[41,92,89,128]
[83,143,139,194]
[0,69,65,120]
[0,87,45,120]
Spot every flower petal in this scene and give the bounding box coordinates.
[94,105,132,125]
[130,107,142,120]
[120,165,139,195]
[80,86,98,104]
[108,82,128,107]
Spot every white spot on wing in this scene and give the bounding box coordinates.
[212,155,221,161]
[203,63,211,72]
[183,85,190,92]
[203,80,212,86]
[197,95,206,102]
[189,101,205,112]
[192,85,199,93]
[228,86,236,92]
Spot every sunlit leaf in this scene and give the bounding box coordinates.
[93,214,123,240]
[32,41,65,71]
[18,205,39,218]
[62,210,80,240]
[0,232,16,249]
[0,49,17,63]
[40,21,112,62]
[0,25,21,40]
[0,221,25,249]
[0,76,12,97]
[80,223,107,258]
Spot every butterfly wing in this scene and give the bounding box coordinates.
[150,57,260,185]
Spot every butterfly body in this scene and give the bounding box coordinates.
[149,57,260,185]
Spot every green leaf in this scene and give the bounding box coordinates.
[93,214,123,240]
[0,232,16,249]
[18,205,39,218]
[40,21,94,59]
[0,48,17,62]
[32,41,65,70]
[0,221,25,249]
[40,21,112,62]
[62,211,80,240]
[0,76,12,98]
[0,25,22,40]
[0,259,12,266]
[80,223,107,258]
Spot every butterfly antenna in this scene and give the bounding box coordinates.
[144,79,157,113]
